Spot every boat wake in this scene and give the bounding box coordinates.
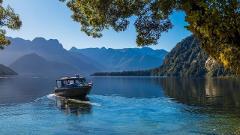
[46,93,56,100]
[47,93,101,107]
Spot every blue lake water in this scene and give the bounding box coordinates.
[0,76,240,134]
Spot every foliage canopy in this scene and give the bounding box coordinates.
[0,0,22,49]
[61,0,240,73]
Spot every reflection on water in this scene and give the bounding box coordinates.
[92,76,165,98]
[55,96,92,116]
[0,76,55,104]
[158,77,240,110]
[0,76,240,134]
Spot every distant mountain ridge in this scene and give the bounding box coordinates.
[0,64,17,76]
[70,47,168,71]
[0,37,167,75]
[0,37,101,75]
[10,53,79,76]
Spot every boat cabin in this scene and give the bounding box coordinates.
[56,76,87,88]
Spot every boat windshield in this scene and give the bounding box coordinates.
[76,78,86,84]
[56,78,87,88]
[56,80,62,88]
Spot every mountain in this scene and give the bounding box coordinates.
[0,37,168,75]
[152,35,234,77]
[0,37,102,75]
[69,47,168,71]
[92,35,235,77]
[0,64,17,76]
[10,53,79,76]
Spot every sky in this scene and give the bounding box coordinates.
[5,0,191,51]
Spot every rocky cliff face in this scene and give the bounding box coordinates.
[205,57,234,77]
[152,35,234,77]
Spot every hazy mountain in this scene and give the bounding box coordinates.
[10,53,80,76]
[0,64,17,76]
[0,37,102,75]
[70,47,168,71]
[0,37,168,75]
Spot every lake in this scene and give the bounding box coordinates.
[0,76,240,135]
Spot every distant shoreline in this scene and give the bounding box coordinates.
[91,70,152,77]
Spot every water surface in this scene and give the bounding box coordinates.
[0,76,240,134]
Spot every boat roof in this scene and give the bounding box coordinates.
[57,76,85,81]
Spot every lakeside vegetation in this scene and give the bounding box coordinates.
[92,70,151,76]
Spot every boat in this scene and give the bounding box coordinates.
[54,75,92,98]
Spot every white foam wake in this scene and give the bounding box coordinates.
[46,94,101,107]
[47,93,56,100]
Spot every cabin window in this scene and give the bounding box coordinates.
[75,80,80,85]
[80,79,86,83]
[68,80,75,85]
[56,81,62,88]
[75,79,86,85]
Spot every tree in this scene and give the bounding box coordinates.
[0,0,22,49]
[61,0,240,74]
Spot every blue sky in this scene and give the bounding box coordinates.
[5,0,191,51]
